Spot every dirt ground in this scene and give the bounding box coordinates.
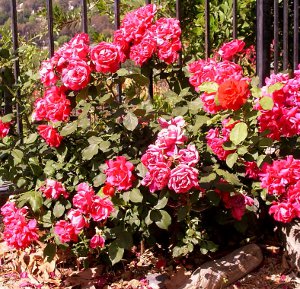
[0,239,300,289]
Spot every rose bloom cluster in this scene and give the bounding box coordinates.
[0,202,38,249]
[113,4,181,66]
[188,39,250,114]
[259,155,300,223]
[141,116,200,194]
[103,156,135,196]
[217,39,245,61]
[206,118,238,161]
[54,182,113,248]
[256,66,300,140]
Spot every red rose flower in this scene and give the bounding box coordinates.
[37,125,63,147]
[0,120,10,138]
[103,183,115,197]
[105,156,135,191]
[217,79,250,110]
[90,42,120,73]
[218,39,245,60]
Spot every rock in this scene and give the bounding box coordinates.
[282,220,300,272]
[178,244,263,289]
[146,273,168,289]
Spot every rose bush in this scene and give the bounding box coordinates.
[0,3,299,269]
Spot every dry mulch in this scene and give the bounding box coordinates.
[0,239,300,289]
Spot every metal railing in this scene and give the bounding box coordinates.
[5,0,300,139]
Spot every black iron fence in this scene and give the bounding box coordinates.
[5,0,300,139]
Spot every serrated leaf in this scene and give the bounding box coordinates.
[216,169,241,185]
[199,82,219,93]
[53,202,65,218]
[230,122,248,145]
[24,133,38,144]
[117,68,129,76]
[99,140,111,152]
[12,149,23,165]
[123,112,138,131]
[27,191,43,212]
[259,96,274,110]
[155,210,171,230]
[129,188,143,203]
[177,207,188,222]
[93,173,106,187]
[154,196,168,209]
[116,231,133,249]
[172,106,188,116]
[60,121,77,136]
[88,136,103,145]
[137,163,148,178]
[226,153,238,168]
[267,82,284,94]
[108,241,124,265]
[82,144,98,160]
[1,114,13,123]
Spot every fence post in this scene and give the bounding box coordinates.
[205,0,210,59]
[46,0,54,57]
[10,0,23,141]
[256,0,272,86]
[81,0,88,33]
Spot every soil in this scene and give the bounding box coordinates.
[0,239,299,289]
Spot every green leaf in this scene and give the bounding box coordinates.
[43,243,57,262]
[41,210,52,227]
[154,196,168,210]
[53,202,65,218]
[226,153,238,168]
[172,106,188,116]
[155,210,171,230]
[206,191,221,206]
[99,141,111,152]
[82,144,99,160]
[88,136,103,145]
[259,96,274,110]
[60,121,77,136]
[267,82,284,94]
[129,188,143,203]
[18,191,43,212]
[123,112,138,131]
[177,207,189,222]
[230,122,248,145]
[199,82,219,93]
[12,149,24,165]
[1,114,13,123]
[24,133,38,144]
[116,231,133,250]
[93,173,106,187]
[216,169,241,185]
[108,241,124,265]
[117,68,129,76]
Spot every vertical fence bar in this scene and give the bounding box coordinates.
[256,0,272,86]
[145,0,153,99]
[46,0,54,57]
[294,0,299,71]
[81,0,88,33]
[11,0,23,140]
[176,0,182,67]
[114,0,122,102]
[274,0,279,73]
[205,0,210,59]
[232,0,237,39]
[283,0,289,70]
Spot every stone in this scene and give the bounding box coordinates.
[282,220,300,272]
[178,244,263,289]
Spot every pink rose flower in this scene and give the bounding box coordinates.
[39,59,58,87]
[40,179,69,199]
[130,35,156,66]
[141,145,166,168]
[105,156,135,191]
[141,162,171,193]
[90,234,105,249]
[37,125,63,148]
[218,39,245,60]
[269,202,296,223]
[90,196,114,222]
[0,120,10,138]
[54,220,78,243]
[67,209,89,234]
[168,164,199,193]
[90,42,120,73]
[178,144,200,167]
[72,182,95,214]
[61,59,91,90]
